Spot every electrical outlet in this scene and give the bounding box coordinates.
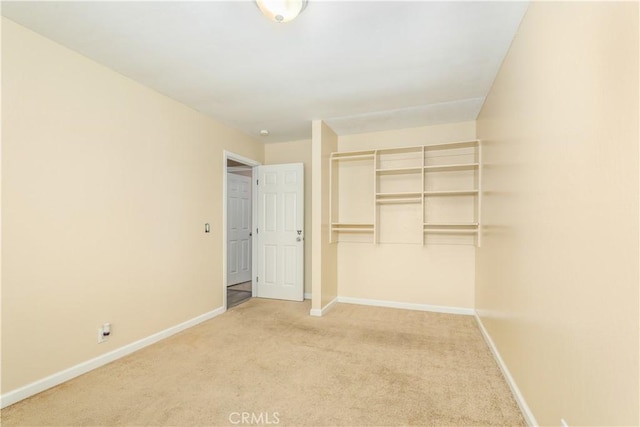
[561,419,569,427]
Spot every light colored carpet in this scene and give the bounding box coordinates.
[1,299,525,426]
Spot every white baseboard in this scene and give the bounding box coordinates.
[304,292,312,300]
[475,313,537,426]
[337,296,474,316]
[1,306,226,409]
[309,297,338,317]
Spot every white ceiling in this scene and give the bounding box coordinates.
[2,1,529,143]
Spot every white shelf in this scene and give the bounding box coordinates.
[424,222,478,229]
[329,140,478,159]
[424,163,479,172]
[378,140,478,153]
[331,153,375,161]
[423,222,479,235]
[376,167,422,175]
[423,229,478,234]
[377,192,422,197]
[332,228,374,233]
[331,223,374,237]
[332,149,376,156]
[376,198,422,204]
[423,190,479,196]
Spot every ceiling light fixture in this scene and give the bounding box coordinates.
[256,0,308,23]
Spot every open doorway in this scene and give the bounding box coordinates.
[223,152,259,309]
[223,153,305,309]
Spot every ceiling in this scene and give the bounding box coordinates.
[2,1,529,143]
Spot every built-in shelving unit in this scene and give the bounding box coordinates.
[330,140,481,246]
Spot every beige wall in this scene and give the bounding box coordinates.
[476,3,639,426]
[264,140,312,295]
[1,19,264,393]
[311,120,338,311]
[337,122,477,308]
[0,16,4,398]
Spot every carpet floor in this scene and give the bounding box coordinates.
[1,299,525,426]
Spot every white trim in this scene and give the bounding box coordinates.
[336,296,474,315]
[227,166,252,173]
[475,313,538,426]
[309,297,338,317]
[1,307,225,409]
[304,292,312,300]
[251,168,258,297]
[224,151,261,169]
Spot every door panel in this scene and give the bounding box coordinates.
[256,163,304,301]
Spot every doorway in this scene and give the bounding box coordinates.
[223,153,306,310]
[224,152,259,309]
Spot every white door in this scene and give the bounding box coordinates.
[227,173,252,285]
[256,163,304,301]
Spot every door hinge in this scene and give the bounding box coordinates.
[256,179,259,186]
[256,277,259,283]
[256,228,259,235]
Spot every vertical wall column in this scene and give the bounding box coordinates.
[310,120,338,316]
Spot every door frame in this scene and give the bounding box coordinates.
[222,151,260,311]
